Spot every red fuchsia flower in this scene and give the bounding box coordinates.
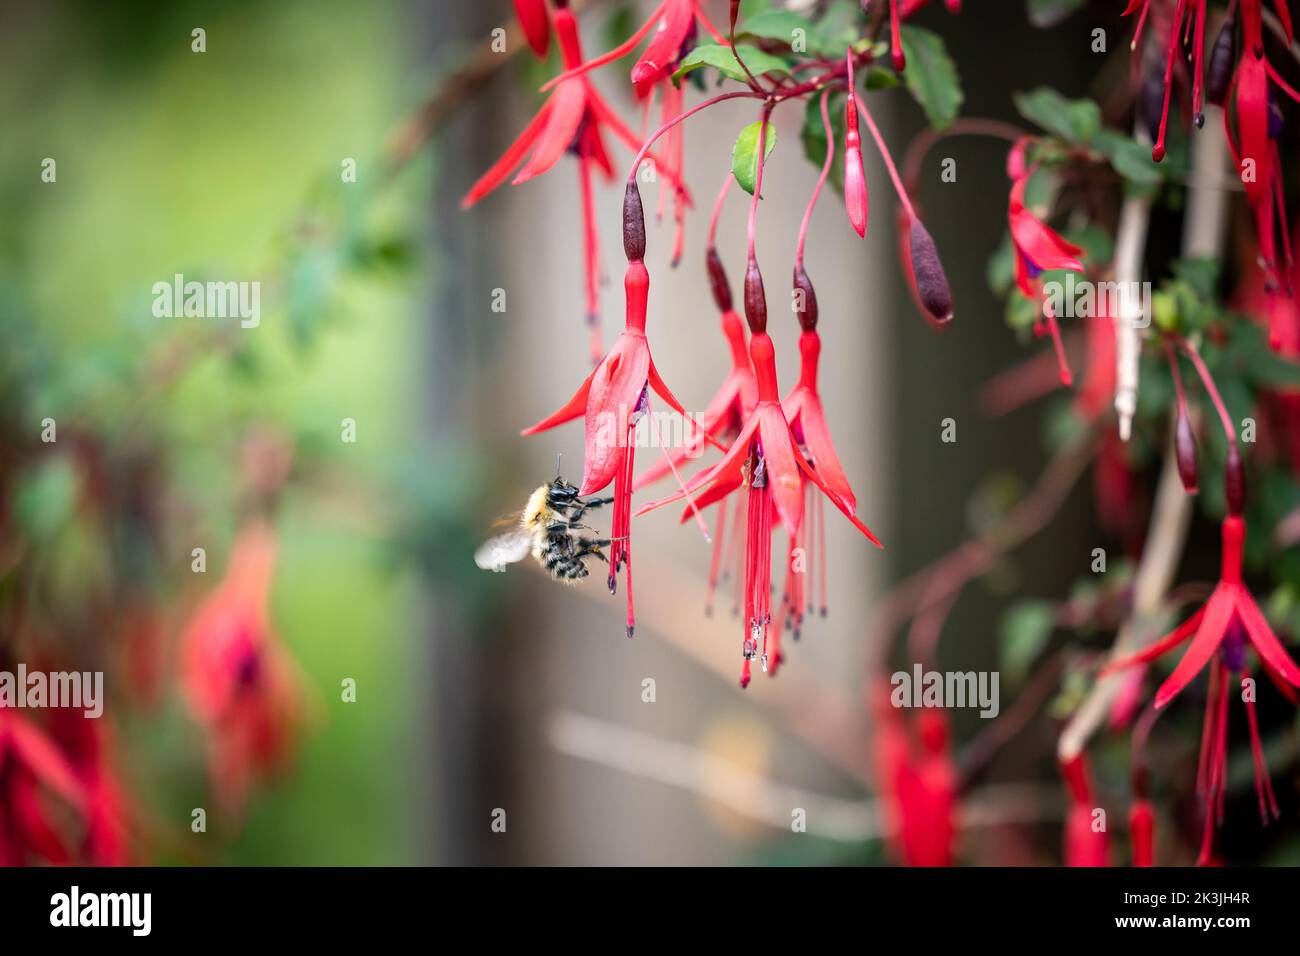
[1060,753,1110,866]
[768,270,865,667]
[1075,299,1117,420]
[1007,138,1085,386]
[1103,515,1300,860]
[1102,340,1300,862]
[536,0,726,267]
[871,688,957,866]
[1125,705,1160,865]
[513,0,551,58]
[633,183,757,615]
[524,183,712,638]
[462,0,689,363]
[1223,46,1297,303]
[0,706,86,866]
[46,707,132,866]
[638,112,880,684]
[181,520,305,822]
[1129,797,1156,866]
[635,298,880,685]
[541,0,725,98]
[1124,0,1211,160]
[1233,255,1300,473]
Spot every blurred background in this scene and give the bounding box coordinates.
[11,0,1289,866]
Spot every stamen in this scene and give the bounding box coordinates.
[1243,678,1281,821]
[704,501,728,616]
[1151,0,1190,163]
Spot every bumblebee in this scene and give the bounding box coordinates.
[474,468,614,582]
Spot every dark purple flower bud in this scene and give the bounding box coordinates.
[1269,98,1285,139]
[1175,411,1199,494]
[706,248,732,313]
[908,218,953,324]
[744,255,767,334]
[1207,17,1236,106]
[1225,442,1246,516]
[1139,53,1166,143]
[623,181,646,261]
[793,264,818,332]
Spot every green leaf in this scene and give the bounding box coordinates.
[1014,87,1101,144]
[1093,129,1163,186]
[737,9,812,47]
[673,43,791,84]
[1000,600,1057,683]
[1226,320,1300,388]
[987,233,1016,297]
[15,456,78,540]
[864,66,900,90]
[801,92,846,193]
[899,25,963,130]
[732,120,778,195]
[1172,257,1220,299]
[1026,0,1085,28]
[1062,224,1113,266]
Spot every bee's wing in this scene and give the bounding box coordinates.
[490,509,525,529]
[474,529,534,572]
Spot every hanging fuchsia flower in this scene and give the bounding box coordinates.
[872,689,957,866]
[1124,0,1210,159]
[537,0,725,268]
[462,1,689,363]
[1061,753,1109,866]
[525,184,711,638]
[1007,138,1084,385]
[1224,47,1300,306]
[0,706,86,866]
[542,0,725,96]
[47,707,132,866]
[513,0,551,58]
[1102,344,1300,861]
[182,521,305,822]
[768,267,866,664]
[1103,516,1300,834]
[636,251,880,686]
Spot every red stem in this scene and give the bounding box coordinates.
[796,88,835,268]
[854,96,915,219]
[707,172,733,251]
[1175,335,1237,450]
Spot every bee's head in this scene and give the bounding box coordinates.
[548,475,580,501]
[548,453,580,501]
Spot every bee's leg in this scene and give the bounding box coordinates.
[574,538,610,562]
[569,496,614,523]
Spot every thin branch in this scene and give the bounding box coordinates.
[549,710,1064,844]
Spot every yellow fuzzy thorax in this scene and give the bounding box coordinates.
[522,485,554,532]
